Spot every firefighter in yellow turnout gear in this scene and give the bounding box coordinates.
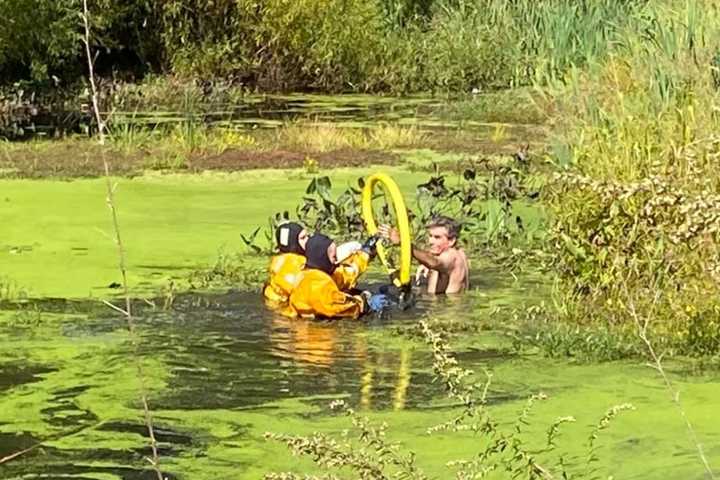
[289,233,389,319]
[264,223,387,318]
[262,222,309,315]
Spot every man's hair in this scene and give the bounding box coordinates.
[427,215,461,240]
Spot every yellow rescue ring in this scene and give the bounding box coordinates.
[361,173,412,287]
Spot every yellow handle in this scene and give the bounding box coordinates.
[361,173,412,287]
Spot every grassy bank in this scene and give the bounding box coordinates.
[1,94,548,178]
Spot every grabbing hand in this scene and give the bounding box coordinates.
[367,293,391,312]
[361,291,392,314]
[361,234,380,257]
[378,224,401,245]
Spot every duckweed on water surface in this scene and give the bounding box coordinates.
[0,294,718,479]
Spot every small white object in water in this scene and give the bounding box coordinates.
[336,241,362,262]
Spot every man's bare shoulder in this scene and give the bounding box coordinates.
[436,249,456,263]
[441,247,466,260]
[436,248,467,269]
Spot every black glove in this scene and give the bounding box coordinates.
[361,234,380,258]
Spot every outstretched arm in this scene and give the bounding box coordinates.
[378,225,453,273]
[411,247,453,273]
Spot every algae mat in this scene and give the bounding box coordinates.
[0,292,718,479]
[1,169,718,480]
[0,168,425,299]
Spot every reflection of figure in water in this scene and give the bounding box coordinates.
[360,347,412,411]
[268,315,412,410]
[380,216,469,294]
[269,316,338,367]
[288,233,390,319]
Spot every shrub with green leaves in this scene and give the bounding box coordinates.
[546,0,720,355]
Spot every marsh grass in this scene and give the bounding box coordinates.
[545,0,720,356]
[108,116,158,155]
[276,121,368,152]
[275,120,427,152]
[187,251,266,291]
[0,276,28,302]
[368,124,427,149]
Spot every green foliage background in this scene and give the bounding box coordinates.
[0,0,646,92]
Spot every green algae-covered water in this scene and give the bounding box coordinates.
[1,169,718,479]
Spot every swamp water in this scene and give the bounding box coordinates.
[12,94,517,138]
[1,161,719,479]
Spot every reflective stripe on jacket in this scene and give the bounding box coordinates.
[332,251,370,291]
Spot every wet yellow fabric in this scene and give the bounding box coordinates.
[332,251,370,291]
[289,269,365,319]
[262,253,306,314]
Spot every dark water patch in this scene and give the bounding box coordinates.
[456,347,520,362]
[112,95,446,131]
[8,94,536,142]
[2,458,180,480]
[0,430,39,458]
[5,94,443,140]
[41,385,98,428]
[0,363,57,392]
[127,291,452,411]
[94,422,196,460]
[98,422,194,447]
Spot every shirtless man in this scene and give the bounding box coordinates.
[379,216,469,294]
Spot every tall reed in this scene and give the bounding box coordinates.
[82,1,164,478]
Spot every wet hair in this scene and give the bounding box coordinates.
[427,215,461,240]
[275,222,305,255]
[304,233,336,275]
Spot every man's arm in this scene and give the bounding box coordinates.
[378,224,453,272]
[412,247,453,273]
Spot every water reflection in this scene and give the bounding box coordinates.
[268,314,415,411]
[269,317,342,368]
[0,287,492,478]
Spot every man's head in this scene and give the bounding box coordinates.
[426,216,460,254]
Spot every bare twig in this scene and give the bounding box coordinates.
[102,299,129,316]
[82,1,164,478]
[0,420,110,465]
[627,289,715,479]
[102,126,164,480]
[81,0,106,144]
